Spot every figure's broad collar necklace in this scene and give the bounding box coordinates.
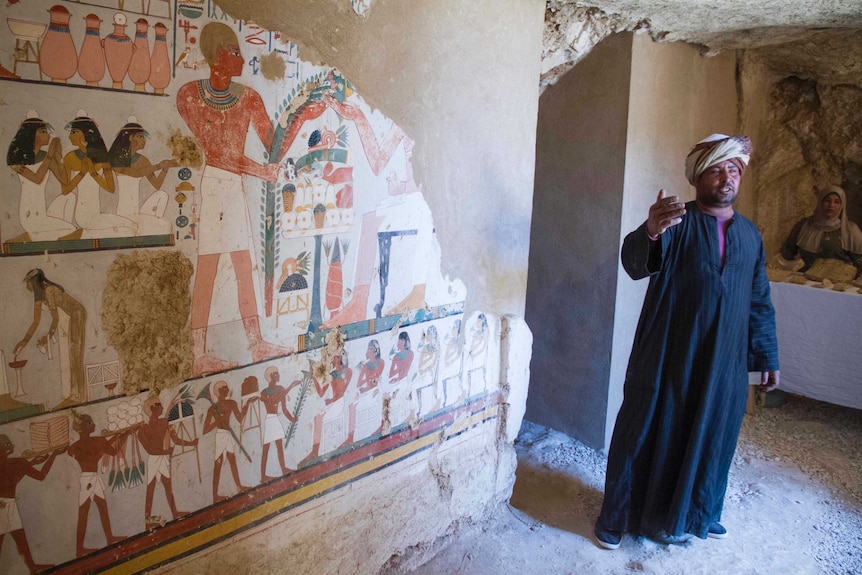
[197,79,240,110]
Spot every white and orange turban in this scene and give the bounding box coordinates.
[684,134,753,185]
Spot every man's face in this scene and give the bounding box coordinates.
[695,159,741,208]
[76,415,95,434]
[0,435,13,456]
[213,44,244,77]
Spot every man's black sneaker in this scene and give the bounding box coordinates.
[594,524,622,550]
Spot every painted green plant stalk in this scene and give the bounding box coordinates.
[284,365,314,447]
[260,69,353,317]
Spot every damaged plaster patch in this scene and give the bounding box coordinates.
[381,392,393,435]
[101,250,194,395]
[427,431,454,502]
[260,51,287,81]
[314,327,346,383]
[350,0,373,17]
[167,129,204,169]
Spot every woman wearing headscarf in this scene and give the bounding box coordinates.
[780,185,862,277]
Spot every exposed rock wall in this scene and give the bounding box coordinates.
[542,2,644,90]
[542,2,862,92]
[747,71,862,255]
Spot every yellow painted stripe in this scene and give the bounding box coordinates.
[102,406,497,574]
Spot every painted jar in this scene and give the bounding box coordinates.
[77,14,105,87]
[103,13,133,89]
[128,18,151,92]
[148,22,170,94]
[40,5,78,83]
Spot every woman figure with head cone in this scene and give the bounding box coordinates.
[62,110,136,238]
[109,116,177,236]
[6,110,79,242]
[13,268,87,410]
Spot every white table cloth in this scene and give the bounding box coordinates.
[768,281,862,409]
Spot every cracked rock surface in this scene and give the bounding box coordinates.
[542,0,862,90]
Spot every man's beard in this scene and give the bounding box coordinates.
[701,183,737,207]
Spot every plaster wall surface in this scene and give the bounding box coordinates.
[525,32,632,450]
[524,32,738,451]
[609,35,738,448]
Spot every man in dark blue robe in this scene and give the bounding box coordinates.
[595,134,780,549]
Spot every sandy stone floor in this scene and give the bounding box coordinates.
[404,393,862,575]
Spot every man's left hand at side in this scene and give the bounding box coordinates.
[760,370,780,392]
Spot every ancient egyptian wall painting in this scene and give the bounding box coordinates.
[0,3,487,574]
[0,313,499,574]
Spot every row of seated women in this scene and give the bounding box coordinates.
[780,184,862,279]
[5,110,177,242]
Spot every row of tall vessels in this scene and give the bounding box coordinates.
[38,5,171,93]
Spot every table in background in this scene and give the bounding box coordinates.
[769,281,862,410]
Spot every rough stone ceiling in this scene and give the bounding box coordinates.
[543,0,862,89]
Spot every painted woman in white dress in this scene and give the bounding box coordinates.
[62,111,136,239]
[5,111,79,242]
[108,117,177,236]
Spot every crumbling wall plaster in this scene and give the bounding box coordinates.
[498,316,533,444]
[101,250,194,395]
